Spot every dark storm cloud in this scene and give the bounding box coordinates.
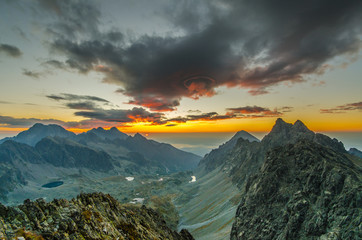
[36,0,101,39]
[37,0,362,111]
[46,93,109,103]
[74,107,165,124]
[0,44,22,57]
[320,101,362,113]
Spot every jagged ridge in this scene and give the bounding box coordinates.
[0,192,194,240]
[230,139,361,240]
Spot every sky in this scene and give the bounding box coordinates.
[0,0,361,145]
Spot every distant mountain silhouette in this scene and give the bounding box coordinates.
[198,130,259,172]
[79,126,128,140]
[349,147,362,158]
[0,123,76,146]
[0,123,201,201]
[121,133,201,172]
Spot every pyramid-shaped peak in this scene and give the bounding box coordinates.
[293,120,311,132]
[233,130,259,142]
[270,118,292,132]
[134,133,146,139]
[275,118,287,125]
[110,127,120,132]
[32,123,45,128]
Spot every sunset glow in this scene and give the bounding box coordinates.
[0,0,361,141]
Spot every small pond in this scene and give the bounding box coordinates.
[42,181,64,188]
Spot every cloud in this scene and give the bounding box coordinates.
[66,102,97,110]
[226,106,283,118]
[74,107,165,125]
[0,115,67,128]
[43,60,67,69]
[320,101,362,113]
[0,44,22,58]
[127,96,180,112]
[187,110,202,113]
[22,69,42,79]
[33,0,362,112]
[279,106,294,113]
[46,93,109,103]
[0,101,13,104]
[168,105,289,123]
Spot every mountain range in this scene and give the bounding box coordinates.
[179,118,361,239]
[0,123,200,202]
[0,119,361,240]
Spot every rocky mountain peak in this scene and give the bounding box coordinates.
[232,130,260,143]
[110,126,119,132]
[134,133,146,139]
[270,118,293,133]
[293,119,311,132]
[31,122,45,128]
[230,139,361,239]
[0,123,76,146]
[86,126,128,140]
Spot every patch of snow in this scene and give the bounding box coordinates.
[189,176,196,183]
[125,177,134,181]
[130,198,145,204]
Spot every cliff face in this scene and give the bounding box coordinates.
[0,192,194,240]
[230,140,362,240]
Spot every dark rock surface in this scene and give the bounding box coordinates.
[0,192,194,240]
[230,140,362,240]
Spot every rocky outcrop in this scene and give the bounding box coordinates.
[0,192,194,240]
[261,119,345,152]
[230,140,361,240]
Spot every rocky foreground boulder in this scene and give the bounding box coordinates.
[0,192,194,240]
[230,140,361,240]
